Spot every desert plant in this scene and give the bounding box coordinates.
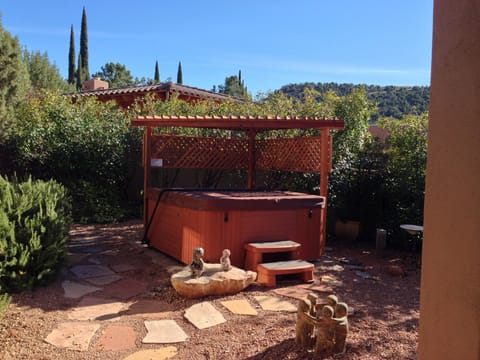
[0,176,71,292]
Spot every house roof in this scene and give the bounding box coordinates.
[67,82,237,107]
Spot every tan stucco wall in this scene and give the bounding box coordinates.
[418,0,480,359]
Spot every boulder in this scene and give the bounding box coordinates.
[170,264,257,299]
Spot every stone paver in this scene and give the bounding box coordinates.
[68,245,103,254]
[84,274,123,286]
[127,300,176,318]
[64,252,89,265]
[101,278,147,300]
[68,296,126,321]
[44,321,100,351]
[62,280,102,299]
[70,264,115,279]
[142,320,188,344]
[321,274,344,286]
[273,282,333,300]
[220,299,258,315]
[96,325,136,351]
[122,347,178,360]
[184,301,226,329]
[254,295,297,312]
[110,263,136,272]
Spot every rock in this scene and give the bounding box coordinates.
[170,264,256,299]
[384,265,406,277]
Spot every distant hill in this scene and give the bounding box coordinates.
[278,82,430,122]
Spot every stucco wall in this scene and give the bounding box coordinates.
[419,0,480,358]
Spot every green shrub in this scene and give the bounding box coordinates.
[10,91,139,223]
[0,176,71,292]
[0,292,11,318]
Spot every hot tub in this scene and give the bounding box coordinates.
[145,189,325,267]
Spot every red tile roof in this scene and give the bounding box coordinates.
[68,81,236,105]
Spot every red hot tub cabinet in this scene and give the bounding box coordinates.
[146,189,325,267]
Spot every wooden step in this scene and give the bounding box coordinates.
[256,260,314,287]
[244,240,301,271]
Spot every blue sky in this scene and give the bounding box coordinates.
[1,1,433,95]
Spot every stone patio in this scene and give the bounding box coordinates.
[43,235,319,357]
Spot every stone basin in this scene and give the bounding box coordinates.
[170,264,257,299]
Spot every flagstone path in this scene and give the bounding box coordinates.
[44,238,309,359]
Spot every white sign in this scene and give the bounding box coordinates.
[151,158,163,167]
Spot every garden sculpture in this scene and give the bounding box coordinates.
[306,292,318,317]
[333,302,349,354]
[190,247,205,278]
[220,249,232,271]
[295,298,314,348]
[296,294,349,357]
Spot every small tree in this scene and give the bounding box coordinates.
[177,61,183,84]
[92,62,134,88]
[23,49,71,92]
[154,61,160,83]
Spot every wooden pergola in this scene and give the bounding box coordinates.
[131,115,345,247]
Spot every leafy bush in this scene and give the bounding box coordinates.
[0,176,71,292]
[10,91,140,223]
[0,292,11,318]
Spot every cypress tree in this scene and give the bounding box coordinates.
[79,7,89,85]
[238,70,242,86]
[76,54,83,90]
[177,61,183,84]
[68,25,76,85]
[154,61,160,83]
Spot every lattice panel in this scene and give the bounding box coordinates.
[150,134,331,173]
[151,135,249,169]
[256,136,325,173]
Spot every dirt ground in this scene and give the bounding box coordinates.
[0,221,420,359]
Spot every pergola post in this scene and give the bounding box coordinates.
[319,129,330,248]
[143,126,153,227]
[247,130,257,189]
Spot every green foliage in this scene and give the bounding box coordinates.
[12,92,138,223]
[0,20,31,142]
[378,113,428,227]
[279,82,430,122]
[218,72,250,100]
[23,49,73,92]
[0,292,11,318]
[0,176,71,292]
[330,113,428,242]
[92,62,135,88]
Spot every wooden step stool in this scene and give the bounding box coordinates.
[244,240,301,271]
[257,260,314,287]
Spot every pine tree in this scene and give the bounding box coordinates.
[68,25,76,85]
[78,7,89,86]
[177,61,183,84]
[154,61,160,83]
[0,20,31,141]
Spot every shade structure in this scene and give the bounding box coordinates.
[131,115,345,264]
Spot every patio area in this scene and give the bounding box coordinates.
[0,221,420,359]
